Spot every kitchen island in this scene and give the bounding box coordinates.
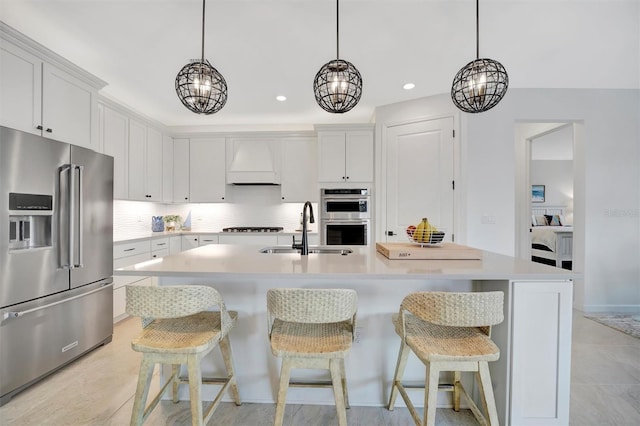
[116,243,575,425]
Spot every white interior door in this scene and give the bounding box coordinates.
[385,117,454,242]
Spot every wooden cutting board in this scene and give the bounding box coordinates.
[376,242,482,260]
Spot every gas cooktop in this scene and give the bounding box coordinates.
[222,226,284,233]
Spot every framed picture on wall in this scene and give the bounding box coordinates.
[532,185,545,203]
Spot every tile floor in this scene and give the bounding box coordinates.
[1,310,639,425]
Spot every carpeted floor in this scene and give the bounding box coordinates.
[585,313,640,339]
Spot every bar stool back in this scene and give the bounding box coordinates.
[267,288,358,426]
[126,284,241,426]
[387,291,504,425]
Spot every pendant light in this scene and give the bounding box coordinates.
[175,0,227,115]
[451,0,508,113]
[313,0,363,114]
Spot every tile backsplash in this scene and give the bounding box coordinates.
[113,186,318,240]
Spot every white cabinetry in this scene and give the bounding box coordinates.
[218,234,278,246]
[100,104,129,199]
[317,127,374,183]
[0,24,105,150]
[151,237,170,259]
[181,235,200,250]
[190,138,226,202]
[162,135,174,203]
[128,119,163,201]
[169,235,182,254]
[198,235,219,246]
[173,138,190,202]
[281,137,318,202]
[510,280,572,425]
[112,240,152,322]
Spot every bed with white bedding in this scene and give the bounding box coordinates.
[531,206,573,269]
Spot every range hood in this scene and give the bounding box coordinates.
[226,138,281,185]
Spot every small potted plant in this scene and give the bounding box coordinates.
[163,215,181,232]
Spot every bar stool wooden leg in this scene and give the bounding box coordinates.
[340,359,350,409]
[330,359,348,426]
[274,358,292,426]
[130,357,155,426]
[171,364,180,403]
[219,334,242,405]
[478,361,499,425]
[187,355,204,426]
[453,371,462,412]
[388,340,411,410]
[425,362,440,426]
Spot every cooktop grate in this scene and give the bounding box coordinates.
[222,226,284,233]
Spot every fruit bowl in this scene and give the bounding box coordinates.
[406,227,446,246]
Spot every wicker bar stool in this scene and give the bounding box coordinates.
[126,285,241,426]
[387,291,504,426]
[267,288,358,426]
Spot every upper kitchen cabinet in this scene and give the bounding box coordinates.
[0,23,106,150]
[281,136,318,202]
[99,103,129,199]
[191,138,226,202]
[162,135,173,203]
[128,119,163,201]
[316,125,374,183]
[172,138,226,203]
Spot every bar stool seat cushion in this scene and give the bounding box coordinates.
[392,313,499,362]
[270,318,353,358]
[132,311,238,354]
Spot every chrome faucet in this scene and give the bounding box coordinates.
[292,201,315,255]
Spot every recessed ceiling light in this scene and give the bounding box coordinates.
[403,83,415,90]
[276,95,287,101]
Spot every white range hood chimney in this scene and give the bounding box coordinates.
[226,138,281,185]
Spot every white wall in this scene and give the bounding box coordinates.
[375,88,640,313]
[530,160,573,208]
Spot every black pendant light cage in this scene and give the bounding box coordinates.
[175,0,227,115]
[313,0,363,113]
[176,60,227,114]
[451,0,508,113]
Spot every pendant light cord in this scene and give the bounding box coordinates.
[336,0,340,60]
[201,0,206,63]
[476,0,479,59]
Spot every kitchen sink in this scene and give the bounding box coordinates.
[259,246,353,255]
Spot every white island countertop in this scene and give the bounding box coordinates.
[114,243,577,281]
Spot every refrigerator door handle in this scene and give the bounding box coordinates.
[59,165,72,269]
[74,164,84,268]
[2,281,114,322]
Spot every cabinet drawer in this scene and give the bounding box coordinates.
[151,248,169,259]
[151,237,169,251]
[113,252,151,289]
[199,235,219,246]
[114,240,151,259]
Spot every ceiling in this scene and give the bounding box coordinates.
[1,1,638,130]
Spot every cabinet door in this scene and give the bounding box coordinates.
[181,235,199,250]
[0,41,42,135]
[42,63,96,150]
[145,127,163,201]
[281,137,318,202]
[317,132,346,182]
[172,138,190,202]
[198,235,219,246]
[345,131,373,182]
[168,235,182,254]
[162,135,173,203]
[128,119,147,200]
[101,105,129,199]
[190,138,226,202]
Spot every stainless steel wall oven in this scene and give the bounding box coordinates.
[320,188,370,245]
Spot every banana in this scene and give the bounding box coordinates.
[413,218,438,243]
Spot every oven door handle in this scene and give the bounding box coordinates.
[323,198,369,202]
[323,220,369,225]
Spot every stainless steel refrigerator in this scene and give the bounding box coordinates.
[0,126,114,406]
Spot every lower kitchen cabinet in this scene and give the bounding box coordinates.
[113,240,151,322]
[168,235,182,254]
[198,234,219,246]
[181,235,200,250]
[218,234,278,246]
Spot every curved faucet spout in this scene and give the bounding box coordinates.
[293,201,315,255]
